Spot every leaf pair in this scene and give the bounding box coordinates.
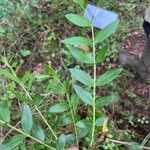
[21,105,45,141]
[70,68,123,87]
[62,13,119,46]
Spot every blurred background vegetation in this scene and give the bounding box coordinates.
[0,0,150,149]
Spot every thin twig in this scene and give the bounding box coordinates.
[142,132,150,146]
[109,139,150,150]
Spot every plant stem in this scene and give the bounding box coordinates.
[7,63,57,140]
[66,94,79,146]
[50,76,79,146]
[90,25,96,146]
[0,120,55,150]
[20,82,57,140]
[141,132,150,146]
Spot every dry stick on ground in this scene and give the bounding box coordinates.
[90,132,108,150]
[109,139,150,150]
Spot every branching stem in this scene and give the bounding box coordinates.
[5,61,57,140]
[0,120,55,150]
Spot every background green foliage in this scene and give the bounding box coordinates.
[0,0,150,149]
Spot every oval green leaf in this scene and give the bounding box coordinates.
[49,102,69,113]
[73,0,87,9]
[76,119,92,129]
[21,104,33,133]
[32,123,45,141]
[96,45,108,63]
[69,47,93,64]
[62,36,92,46]
[95,117,105,126]
[65,13,91,27]
[73,85,92,105]
[35,74,49,82]
[0,104,10,123]
[95,20,119,44]
[70,68,93,86]
[0,134,25,150]
[96,68,123,86]
[2,69,20,84]
[96,95,118,108]
[130,142,141,150]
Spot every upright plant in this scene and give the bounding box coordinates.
[62,2,122,148]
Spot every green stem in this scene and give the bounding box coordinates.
[50,76,79,146]
[90,25,96,146]
[0,120,55,150]
[66,94,79,146]
[7,63,57,140]
[141,132,150,146]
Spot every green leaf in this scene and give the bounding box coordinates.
[96,45,108,63]
[56,134,75,147]
[62,36,92,46]
[0,27,5,33]
[56,134,66,150]
[32,123,45,141]
[95,20,119,44]
[2,69,20,84]
[130,142,141,150]
[0,27,5,37]
[2,57,10,67]
[70,93,79,107]
[45,64,58,78]
[65,13,90,27]
[61,114,72,125]
[70,68,93,86]
[96,95,118,108]
[0,134,25,150]
[35,74,49,82]
[49,102,69,113]
[21,105,33,133]
[33,94,43,106]
[73,85,92,105]
[27,74,35,90]
[69,47,93,64]
[64,80,70,94]
[0,104,10,123]
[20,49,31,57]
[15,92,34,105]
[73,0,87,9]
[76,119,92,129]
[76,119,91,138]
[21,71,31,84]
[46,79,65,94]
[96,117,105,126]
[96,68,123,86]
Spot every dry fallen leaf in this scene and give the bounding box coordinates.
[33,63,43,74]
[75,45,90,52]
